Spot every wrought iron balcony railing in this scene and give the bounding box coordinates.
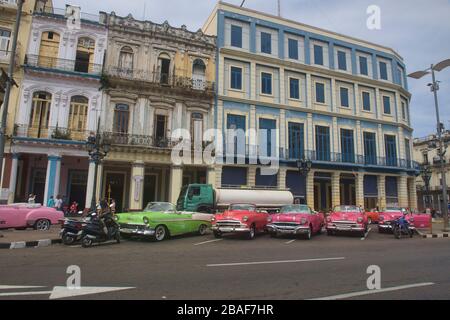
[105,66,215,93]
[102,132,180,149]
[24,54,102,76]
[0,0,17,6]
[14,125,90,141]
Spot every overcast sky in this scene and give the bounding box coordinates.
[53,0,450,138]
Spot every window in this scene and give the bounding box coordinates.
[383,96,391,114]
[337,50,347,70]
[155,114,168,146]
[158,53,171,85]
[379,61,388,80]
[363,132,377,165]
[231,25,242,48]
[113,104,129,134]
[315,82,325,103]
[314,45,323,65]
[405,138,411,167]
[118,46,133,71]
[192,59,206,90]
[315,126,330,161]
[288,122,304,159]
[401,101,406,120]
[191,113,203,145]
[38,31,60,68]
[75,37,95,73]
[261,32,272,54]
[226,114,246,156]
[422,152,429,165]
[259,118,276,157]
[230,66,242,90]
[29,91,51,138]
[261,72,272,95]
[0,29,11,56]
[362,91,371,111]
[340,87,349,107]
[359,56,368,75]
[288,38,298,60]
[385,135,397,166]
[341,129,355,163]
[68,96,88,133]
[289,78,300,100]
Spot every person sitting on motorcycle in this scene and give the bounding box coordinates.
[98,199,112,236]
[398,211,410,232]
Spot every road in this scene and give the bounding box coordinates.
[1,227,449,300]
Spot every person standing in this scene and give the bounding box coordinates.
[110,199,116,214]
[55,195,63,211]
[47,196,55,208]
[28,194,36,204]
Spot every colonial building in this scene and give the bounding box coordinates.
[413,133,450,212]
[97,12,216,211]
[203,2,418,211]
[3,1,107,207]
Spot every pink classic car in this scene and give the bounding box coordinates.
[0,203,63,231]
[378,207,431,233]
[266,204,324,239]
[326,205,368,237]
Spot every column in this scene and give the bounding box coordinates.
[215,165,222,188]
[277,167,287,189]
[95,163,103,203]
[377,124,385,159]
[306,74,312,109]
[207,166,216,188]
[332,117,338,154]
[354,83,360,116]
[377,175,386,210]
[375,88,382,119]
[356,171,365,208]
[356,120,362,158]
[398,173,408,207]
[408,177,418,211]
[7,154,19,204]
[331,171,341,208]
[85,160,95,209]
[307,113,313,151]
[279,68,285,105]
[330,78,336,112]
[279,109,286,157]
[247,166,256,187]
[306,170,315,210]
[169,166,183,204]
[397,126,405,161]
[43,155,62,205]
[249,105,257,157]
[250,61,257,100]
[129,161,145,211]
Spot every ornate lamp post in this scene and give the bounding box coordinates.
[420,165,432,210]
[296,157,312,176]
[86,119,111,211]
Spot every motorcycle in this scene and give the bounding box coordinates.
[60,212,94,245]
[80,212,121,248]
[392,217,413,239]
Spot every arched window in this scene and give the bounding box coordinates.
[0,29,11,57]
[38,31,60,68]
[75,37,95,73]
[118,46,134,71]
[192,59,206,90]
[113,104,129,134]
[68,96,89,137]
[29,91,52,138]
[158,53,171,85]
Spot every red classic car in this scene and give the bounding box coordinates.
[326,205,368,237]
[378,207,431,233]
[266,204,324,239]
[211,203,268,239]
[0,203,63,231]
[365,209,380,224]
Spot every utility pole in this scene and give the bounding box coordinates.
[0,0,24,184]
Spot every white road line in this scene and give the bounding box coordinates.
[310,282,435,300]
[0,285,45,290]
[206,257,345,267]
[194,239,223,246]
[285,239,296,244]
[0,291,52,297]
[361,228,372,240]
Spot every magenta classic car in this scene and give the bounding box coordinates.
[326,205,368,237]
[0,203,63,231]
[378,207,430,233]
[266,204,324,239]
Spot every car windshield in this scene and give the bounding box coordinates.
[280,205,311,214]
[229,204,256,211]
[386,207,407,213]
[144,202,175,212]
[334,205,360,213]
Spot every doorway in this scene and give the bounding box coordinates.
[143,174,158,207]
[67,170,87,208]
[30,168,46,205]
[104,172,126,212]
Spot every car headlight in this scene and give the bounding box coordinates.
[242,216,249,222]
[300,217,307,225]
[267,216,272,222]
[211,216,215,221]
[143,217,149,225]
[114,215,119,221]
[357,217,363,223]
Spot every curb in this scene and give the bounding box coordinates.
[0,238,62,249]
[416,229,450,239]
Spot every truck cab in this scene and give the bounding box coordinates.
[176,184,214,213]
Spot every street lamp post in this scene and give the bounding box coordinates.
[420,164,432,209]
[409,58,450,232]
[296,157,312,176]
[86,118,110,211]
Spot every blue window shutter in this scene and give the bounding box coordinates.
[288,122,304,159]
[226,114,246,156]
[222,167,247,187]
[288,38,298,60]
[314,45,323,65]
[231,25,242,48]
[340,87,349,107]
[385,135,397,166]
[379,61,388,80]
[230,66,242,90]
[315,126,330,161]
[261,72,272,95]
[315,82,325,103]
[362,92,371,111]
[261,32,272,54]
[259,118,276,157]
[359,56,368,75]
[363,132,377,165]
[340,129,354,163]
[337,51,347,70]
[383,96,391,114]
[289,78,300,99]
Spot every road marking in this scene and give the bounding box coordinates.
[0,286,135,299]
[0,290,51,297]
[310,282,435,300]
[0,285,45,290]
[285,239,296,244]
[206,257,345,267]
[194,239,223,246]
[361,228,372,240]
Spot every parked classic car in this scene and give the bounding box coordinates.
[0,203,63,231]
[378,207,430,233]
[115,202,212,241]
[326,205,368,237]
[266,204,324,239]
[211,203,268,239]
[365,209,380,224]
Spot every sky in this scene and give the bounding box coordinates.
[53,0,450,138]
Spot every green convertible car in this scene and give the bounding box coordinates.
[115,202,213,241]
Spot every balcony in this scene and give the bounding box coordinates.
[24,54,102,77]
[105,66,215,94]
[14,125,90,142]
[102,132,180,149]
[34,5,102,25]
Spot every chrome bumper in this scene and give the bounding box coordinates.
[266,223,310,234]
[120,226,155,236]
[327,224,365,232]
[379,223,415,230]
[211,225,250,233]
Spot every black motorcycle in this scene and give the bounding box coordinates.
[392,217,413,239]
[80,213,121,248]
[60,213,95,245]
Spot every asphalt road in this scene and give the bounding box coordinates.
[1,226,449,300]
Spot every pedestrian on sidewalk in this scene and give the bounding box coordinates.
[47,196,55,208]
[55,195,63,211]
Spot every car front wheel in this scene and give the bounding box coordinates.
[198,224,208,236]
[34,219,50,231]
[154,225,167,242]
[247,225,256,240]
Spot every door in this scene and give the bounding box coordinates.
[68,171,87,209]
[143,174,157,207]
[288,122,304,159]
[259,118,276,157]
[226,114,246,156]
[104,172,126,212]
[30,169,46,205]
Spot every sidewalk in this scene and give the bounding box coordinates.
[0,226,62,249]
[416,220,450,238]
